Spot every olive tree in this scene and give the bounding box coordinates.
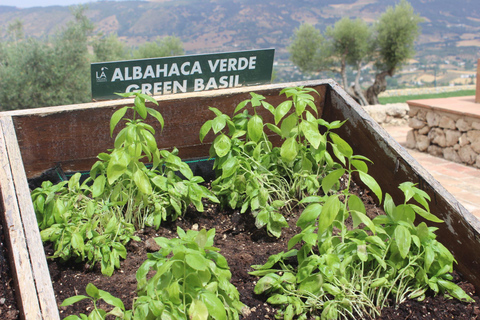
[52,5,94,105]
[289,0,423,105]
[0,6,94,110]
[132,35,184,59]
[365,0,423,104]
[92,33,128,63]
[0,6,186,110]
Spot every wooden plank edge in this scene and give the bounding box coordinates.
[0,116,42,320]
[0,117,60,320]
[0,79,333,118]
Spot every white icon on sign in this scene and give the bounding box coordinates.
[96,67,108,82]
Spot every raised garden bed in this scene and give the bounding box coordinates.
[1,80,480,319]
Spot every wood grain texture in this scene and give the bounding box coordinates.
[9,83,326,178]
[0,117,60,320]
[0,116,42,320]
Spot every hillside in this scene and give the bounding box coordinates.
[1,0,479,86]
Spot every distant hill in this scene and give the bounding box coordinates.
[1,0,479,85]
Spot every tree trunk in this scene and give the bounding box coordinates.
[352,62,368,106]
[365,69,394,105]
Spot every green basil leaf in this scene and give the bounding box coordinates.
[394,225,411,259]
[60,295,89,307]
[146,107,164,130]
[134,95,147,119]
[213,134,231,157]
[247,114,263,143]
[199,120,212,142]
[266,123,282,136]
[133,169,152,195]
[274,100,293,124]
[351,210,375,233]
[106,151,129,184]
[98,289,125,311]
[280,113,297,139]
[297,203,322,230]
[280,137,298,163]
[438,280,474,302]
[300,120,321,149]
[298,274,323,295]
[110,106,128,137]
[92,175,106,198]
[329,132,353,158]
[189,299,209,320]
[86,283,100,299]
[261,101,275,114]
[351,159,368,173]
[186,252,207,271]
[212,114,227,134]
[254,274,280,294]
[411,204,443,223]
[358,171,382,203]
[321,168,345,194]
[234,100,249,114]
[318,195,341,236]
[200,291,227,320]
[266,294,288,305]
[71,232,84,253]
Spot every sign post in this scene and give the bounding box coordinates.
[91,49,274,100]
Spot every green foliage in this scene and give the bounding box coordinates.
[325,17,371,68]
[61,283,126,320]
[130,227,245,319]
[200,87,354,237]
[52,6,94,104]
[0,7,93,110]
[132,36,184,59]
[289,18,372,87]
[375,0,424,72]
[377,89,476,105]
[0,10,185,111]
[0,37,57,110]
[32,91,217,276]
[32,176,138,276]
[61,228,246,320]
[288,24,325,74]
[251,180,473,319]
[288,0,423,104]
[200,92,290,237]
[92,33,128,63]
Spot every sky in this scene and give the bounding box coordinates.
[0,0,122,8]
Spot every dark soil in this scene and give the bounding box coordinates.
[1,180,480,319]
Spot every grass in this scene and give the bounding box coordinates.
[378,89,476,104]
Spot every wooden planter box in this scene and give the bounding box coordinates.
[1,79,479,319]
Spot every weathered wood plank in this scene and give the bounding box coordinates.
[0,116,42,320]
[9,83,326,178]
[0,117,60,320]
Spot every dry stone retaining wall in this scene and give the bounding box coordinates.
[363,103,409,126]
[406,106,480,168]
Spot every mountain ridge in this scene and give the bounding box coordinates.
[1,0,479,56]
[1,0,479,85]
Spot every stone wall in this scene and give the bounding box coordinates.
[363,103,409,126]
[406,106,480,168]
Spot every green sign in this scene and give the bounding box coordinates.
[91,49,275,100]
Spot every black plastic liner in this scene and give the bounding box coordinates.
[27,158,216,190]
